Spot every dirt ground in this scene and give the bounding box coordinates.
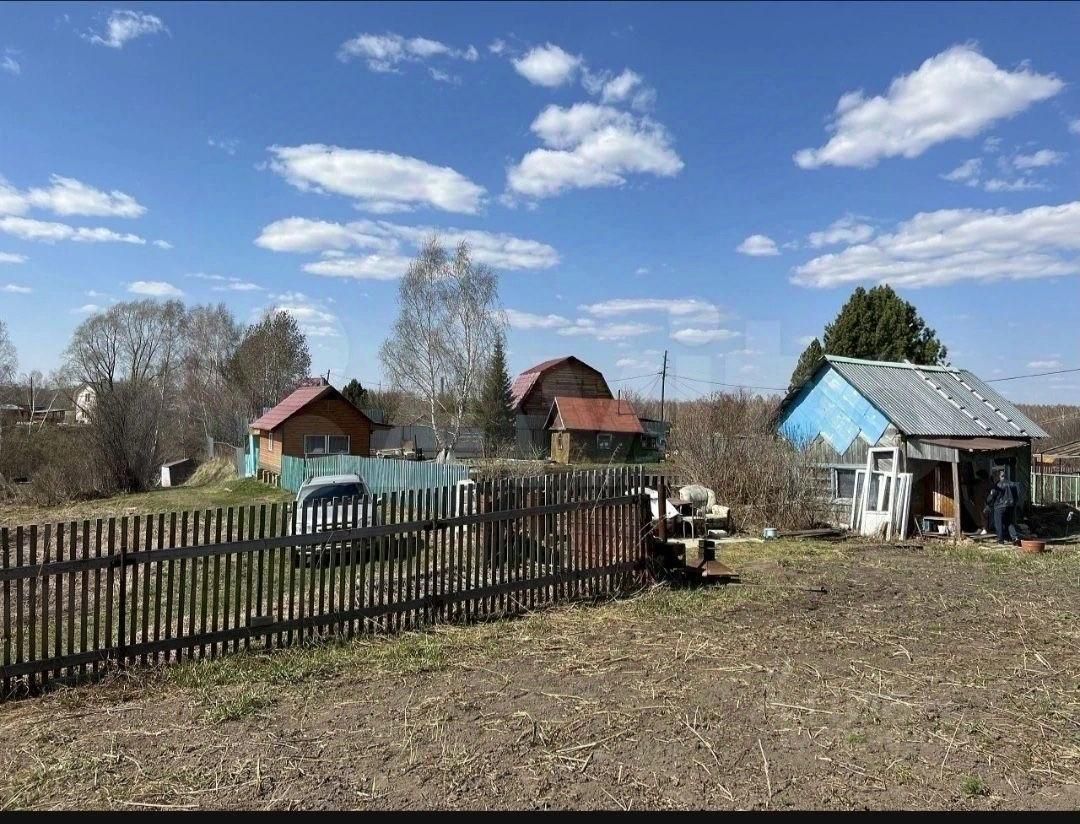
[1,538,1079,811]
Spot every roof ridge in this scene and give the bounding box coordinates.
[825,354,952,371]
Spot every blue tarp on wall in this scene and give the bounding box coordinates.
[779,366,890,454]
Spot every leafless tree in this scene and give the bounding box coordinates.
[180,303,246,450]
[380,237,503,454]
[230,310,311,421]
[0,320,15,463]
[63,300,187,491]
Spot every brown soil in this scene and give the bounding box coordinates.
[2,539,1078,810]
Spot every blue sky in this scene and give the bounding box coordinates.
[2,2,1079,403]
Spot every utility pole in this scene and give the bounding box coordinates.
[659,350,668,424]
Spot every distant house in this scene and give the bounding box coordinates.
[778,355,1047,536]
[72,384,96,425]
[250,380,374,480]
[511,356,613,455]
[371,420,485,461]
[545,396,644,464]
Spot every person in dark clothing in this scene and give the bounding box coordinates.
[971,468,994,535]
[986,469,1019,544]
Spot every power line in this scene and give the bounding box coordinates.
[986,366,1080,383]
[609,370,662,383]
[670,373,788,393]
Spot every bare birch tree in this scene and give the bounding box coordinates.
[380,237,503,454]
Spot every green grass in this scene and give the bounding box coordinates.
[961,777,989,798]
[0,477,291,527]
[203,687,276,724]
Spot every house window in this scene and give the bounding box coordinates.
[305,434,350,456]
[267,432,274,452]
[832,468,858,500]
[596,432,613,450]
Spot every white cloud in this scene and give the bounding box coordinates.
[1,55,19,76]
[795,45,1063,169]
[671,328,741,346]
[0,252,25,264]
[793,200,1080,288]
[488,39,507,56]
[558,320,656,341]
[429,68,458,84]
[615,356,659,371]
[337,32,477,74]
[268,144,485,215]
[512,43,582,87]
[1,283,31,294]
[580,297,722,325]
[270,292,339,338]
[505,308,573,329]
[943,157,983,185]
[256,217,558,279]
[600,69,642,103]
[635,266,649,275]
[0,216,144,244]
[981,177,1047,192]
[128,280,182,297]
[0,174,145,218]
[188,272,263,292]
[85,10,168,49]
[207,137,239,155]
[1070,119,1080,136]
[736,234,780,256]
[808,215,875,248]
[152,239,172,249]
[1027,359,1063,370]
[1012,149,1065,169]
[505,308,654,340]
[506,103,683,200]
[72,304,101,314]
[302,254,413,281]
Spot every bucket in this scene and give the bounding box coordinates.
[1019,538,1046,554]
[762,527,778,540]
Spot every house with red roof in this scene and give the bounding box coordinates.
[545,396,645,464]
[249,379,374,479]
[510,356,613,454]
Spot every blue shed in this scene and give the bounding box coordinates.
[777,355,1047,535]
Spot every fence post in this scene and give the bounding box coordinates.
[117,518,127,670]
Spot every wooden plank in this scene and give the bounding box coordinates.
[275,503,287,649]
[165,513,177,663]
[233,506,244,653]
[199,509,211,658]
[15,526,24,679]
[256,503,266,645]
[287,502,297,647]
[244,505,255,650]
[951,460,962,543]
[175,511,188,664]
[317,499,328,632]
[1,528,9,695]
[123,517,134,667]
[140,514,151,666]
[211,508,222,659]
[188,510,199,660]
[266,502,278,650]
[153,514,164,663]
[222,507,233,650]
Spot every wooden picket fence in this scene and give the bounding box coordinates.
[0,468,652,697]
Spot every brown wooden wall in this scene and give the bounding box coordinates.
[551,431,638,465]
[256,398,371,474]
[520,362,612,417]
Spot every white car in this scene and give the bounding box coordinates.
[292,473,380,565]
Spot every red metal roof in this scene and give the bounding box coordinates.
[250,383,336,431]
[510,356,604,411]
[548,396,644,434]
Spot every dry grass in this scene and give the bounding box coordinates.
[1,537,1078,810]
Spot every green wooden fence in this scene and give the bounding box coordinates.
[1031,471,1080,507]
[280,454,469,495]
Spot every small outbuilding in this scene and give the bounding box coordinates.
[545,396,644,464]
[778,355,1048,539]
[250,379,374,481]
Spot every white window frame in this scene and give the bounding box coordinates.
[267,431,274,453]
[831,466,860,502]
[305,434,350,457]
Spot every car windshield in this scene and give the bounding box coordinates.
[298,482,368,508]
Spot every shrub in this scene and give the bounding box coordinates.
[668,390,829,531]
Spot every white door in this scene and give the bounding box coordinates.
[857,447,901,539]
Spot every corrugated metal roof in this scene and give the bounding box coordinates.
[547,396,644,434]
[825,355,1048,438]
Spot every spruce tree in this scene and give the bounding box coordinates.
[789,285,947,389]
[475,336,515,455]
[788,337,824,391]
[342,378,368,409]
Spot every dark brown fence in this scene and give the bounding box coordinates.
[0,468,651,697]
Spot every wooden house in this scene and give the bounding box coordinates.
[511,356,612,454]
[545,396,644,464]
[777,355,1047,538]
[250,380,373,481]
